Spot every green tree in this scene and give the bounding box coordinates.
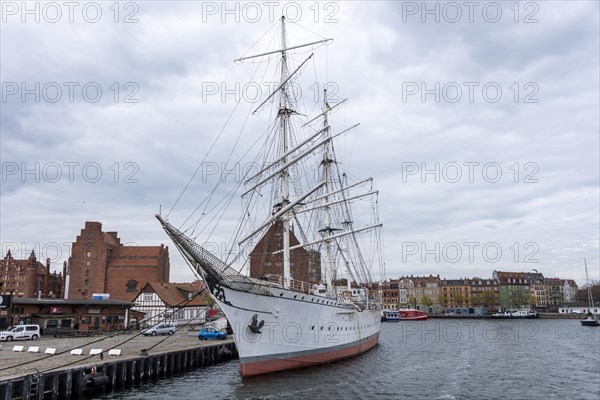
[510,288,530,308]
[454,292,464,307]
[481,290,498,312]
[422,295,433,314]
[408,296,417,309]
[530,294,537,309]
[422,295,433,309]
[204,295,215,308]
[438,293,445,307]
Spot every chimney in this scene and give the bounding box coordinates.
[63,260,70,299]
[45,257,50,296]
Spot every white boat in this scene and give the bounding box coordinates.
[157,17,384,377]
[492,309,539,319]
[580,259,599,327]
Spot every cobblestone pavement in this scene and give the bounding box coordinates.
[0,328,234,380]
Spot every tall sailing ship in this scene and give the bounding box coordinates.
[157,17,385,376]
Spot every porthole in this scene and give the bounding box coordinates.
[279,293,283,297]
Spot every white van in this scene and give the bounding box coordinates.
[0,324,41,341]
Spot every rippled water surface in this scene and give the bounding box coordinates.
[98,319,600,399]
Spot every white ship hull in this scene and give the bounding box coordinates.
[213,284,381,376]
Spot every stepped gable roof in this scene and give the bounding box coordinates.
[1,250,47,274]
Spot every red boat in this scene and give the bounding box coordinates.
[400,309,428,320]
[382,309,428,321]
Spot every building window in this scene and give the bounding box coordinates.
[87,251,91,258]
[85,269,90,276]
[84,279,89,286]
[126,279,138,292]
[86,261,90,266]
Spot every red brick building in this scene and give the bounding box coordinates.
[249,220,321,284]
[66,222,170,302]
[0,250,62,298]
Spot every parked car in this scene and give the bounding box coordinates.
[142,323,176,336]
[198,326,227,340]
[0,325,41,341]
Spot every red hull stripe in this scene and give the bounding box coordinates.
[240,333,380,377]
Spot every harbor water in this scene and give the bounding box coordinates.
[97,319,600,399]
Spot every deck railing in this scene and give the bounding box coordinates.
[263,274,316,294]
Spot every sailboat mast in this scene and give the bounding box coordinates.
[279,16,291,289]
[585,259,593,309]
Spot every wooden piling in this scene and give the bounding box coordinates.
[0,342,237,400]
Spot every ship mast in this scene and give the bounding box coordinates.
[279,16,291,289]
[321,89,335,296]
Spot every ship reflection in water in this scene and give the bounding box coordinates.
[97,319,600,400]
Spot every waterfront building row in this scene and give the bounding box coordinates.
[378,270,582,314]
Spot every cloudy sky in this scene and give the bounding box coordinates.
[1,1,598,286]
